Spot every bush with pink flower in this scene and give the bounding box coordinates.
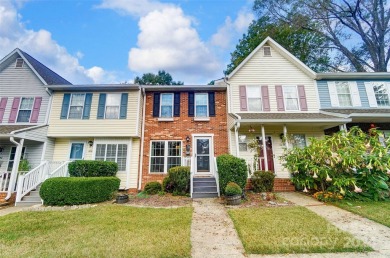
[282,127,390,201]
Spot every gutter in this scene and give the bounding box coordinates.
[138,87,146,190]
[5,136,23,200]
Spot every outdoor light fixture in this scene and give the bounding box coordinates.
[88,140,94,147]
[186,136,190,142]
[248,126,255,133]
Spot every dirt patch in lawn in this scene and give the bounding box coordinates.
[221,191,295,208]
[123,192,192,208]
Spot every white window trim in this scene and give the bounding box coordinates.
[330,81,361,107]
[67,93,86,119]
[149,140,182,174]
[159,93,174,118]
[17,97,34,123]
[69,142,86,160]
[246,86,262,112]
[104,93,121,119]
[93,142,128,171]
[291,134,307,149]
[195,93,209,118]
[15,58,24,68]
[367,81,390,107]
[282,85,300,111]
[263,46,271,56]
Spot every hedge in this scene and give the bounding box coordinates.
[40,177,120,206]
[251,171,275,192]
[217,154,247,195]
[144,181,162,195]
[68,160,118,177]
[163,166,190,195]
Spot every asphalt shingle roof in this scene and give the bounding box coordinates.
[322,109,390,115]
[0,125,36,135]
[236,113,343,120]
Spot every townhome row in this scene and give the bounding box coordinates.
[1,37,389,204]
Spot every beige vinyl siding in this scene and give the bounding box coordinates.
[237,125,324,178]
[52,137,139,189]
[48,90,140,137]
[229,45,318,113]
[0,58,50,125]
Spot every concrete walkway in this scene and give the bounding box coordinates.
[0,206,26,217]
[272,192,390,258]
[191,198,245,258]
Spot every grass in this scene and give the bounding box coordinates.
[228,206,371,254]
[333,200,390,227]
[0,205,192,257]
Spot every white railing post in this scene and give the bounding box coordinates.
[190,156,194,198]
[15,175,25,202]
[214,157,220,197]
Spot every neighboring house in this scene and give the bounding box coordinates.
[220,37,350,191]
[316,73,390,136]
[140,85,229,197]
[47,85,143,191]
[0,48,71,202]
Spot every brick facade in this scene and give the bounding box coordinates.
[141,90,229,189]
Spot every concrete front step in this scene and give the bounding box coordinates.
[192,192,219,198]
[22,195,41,202]
[193,181,217,187]
[193,186,218,193]
[15,201,41,207]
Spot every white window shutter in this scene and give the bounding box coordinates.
[364,82,378,107]
[328,82,339,107]
[350,81,361,107]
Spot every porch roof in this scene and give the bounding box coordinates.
[0,125,35,135]
[322,109,390,115]
[235,112,350,123]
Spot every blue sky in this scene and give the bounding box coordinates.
[0,0,255,84]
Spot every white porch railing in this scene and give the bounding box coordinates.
[15,161,70,203]
[0,172,11,192]
[213,157,220,197]
[190,156,195,198]
[244,157,266,176]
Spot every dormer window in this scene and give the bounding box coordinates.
[263,46,271,56]
[15,58,24,68]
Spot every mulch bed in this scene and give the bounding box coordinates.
[122,192,193,208]
[222,191,295,208]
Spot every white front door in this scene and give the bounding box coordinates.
[194,136,213,175]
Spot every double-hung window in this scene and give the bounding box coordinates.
[105,94,121,119]
[238,135,248,152]
[195,93,208,117]
[95,143,128,171]
[291,134,306,149]
[283,86,299,111]
[150,141,181,173]
[247,87,262,111]
[335,82,352,107]
[17,97,34,122]
[160,93,174,118]
[68,94,85,119]
[372,82,390,107]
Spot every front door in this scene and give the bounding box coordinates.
[194,136,213,175]
[259,136,274,172]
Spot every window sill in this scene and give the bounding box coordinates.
[194,117,210,121]
[158,117,174,122]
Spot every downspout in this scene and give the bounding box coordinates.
[138,87,146,190]
[234,121,240,157]
[5,136,24,201]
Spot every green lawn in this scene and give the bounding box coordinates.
[0,205,192,257]
[334,200,390,227]
[228,206,371,254]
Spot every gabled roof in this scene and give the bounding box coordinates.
[227,36,316,79]
[0,48,71,85]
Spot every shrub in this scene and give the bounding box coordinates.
[68,160,118,177]
[40,177,120,206]
[217,154,248,195]
[225,182,242,196]
[144,181,162,195]
[163,166,190,195]
[282,127,390,201]
[251,171,275,192]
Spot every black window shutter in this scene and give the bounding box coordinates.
[208,92,215,117]
[60,93,71,119]
[97,93,106,119]
[188,92,194,117]
[120,93,128,119]
[82,93,93,119]
[174,92,180,117]
[153,93,160,117]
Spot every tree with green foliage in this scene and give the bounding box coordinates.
[253,0,390,72]
[134,70,184,85]
[226,16,330,74]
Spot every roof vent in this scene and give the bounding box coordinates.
[15,58,24,68]
[263,46,271,56]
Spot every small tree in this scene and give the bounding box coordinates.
[282,127,390,201]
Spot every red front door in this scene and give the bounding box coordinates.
[259,136,274,172]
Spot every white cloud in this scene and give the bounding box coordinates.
[97,0,172,18]
[0,0,114,84]
[211,9,254,49]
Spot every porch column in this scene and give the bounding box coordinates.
[234,123,240,157]
[339,124,347,132]
[261,125,268,171]
[283,125,289,149]
[6,138,24,200]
